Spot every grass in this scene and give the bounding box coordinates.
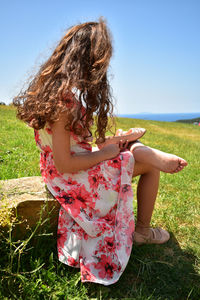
[0,105,200,299]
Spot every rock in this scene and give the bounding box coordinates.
[0,176,60,239]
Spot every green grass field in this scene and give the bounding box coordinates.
[0,105,200,299]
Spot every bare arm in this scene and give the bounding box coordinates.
[51,113,122,173]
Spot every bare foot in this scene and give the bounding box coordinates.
[155,152,188,174]
[132,146,188,174]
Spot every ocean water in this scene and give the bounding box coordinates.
[117,113,200,122]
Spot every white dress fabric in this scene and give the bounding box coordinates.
[34,94,135,285]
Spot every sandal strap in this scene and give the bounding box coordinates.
[133,227,170,245]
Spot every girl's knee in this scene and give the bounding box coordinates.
[128,140,145,153]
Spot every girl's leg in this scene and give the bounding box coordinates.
[132,161,160,236]
[129,142,187,174]
[129,141,187,243]
[132,160,171,244]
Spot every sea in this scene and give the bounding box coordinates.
[117,113,200,122]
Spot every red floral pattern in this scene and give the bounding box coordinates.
[34,95,135,285]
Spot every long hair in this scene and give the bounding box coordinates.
[13,18,114,143]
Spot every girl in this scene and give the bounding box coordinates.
[14,19,187,285]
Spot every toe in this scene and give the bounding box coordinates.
[179,158,188,167]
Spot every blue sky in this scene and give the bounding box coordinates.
[0,0,199,113]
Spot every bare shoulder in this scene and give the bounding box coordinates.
[51,111,69,132]
[51,110,71,160]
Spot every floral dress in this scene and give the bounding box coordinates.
[34,95,135,285]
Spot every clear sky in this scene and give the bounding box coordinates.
[0,0,199,113]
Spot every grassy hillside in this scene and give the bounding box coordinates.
[0,106,200,299]
[176,117,200,124]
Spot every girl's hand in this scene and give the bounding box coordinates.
[119,139,129,151]
[97,136,128,150]
[101,140,129,160]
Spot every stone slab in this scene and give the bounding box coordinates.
[0,176,60,239]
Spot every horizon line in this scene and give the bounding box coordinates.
[117,112,200,115]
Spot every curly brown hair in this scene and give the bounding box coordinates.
[13,18,115,143]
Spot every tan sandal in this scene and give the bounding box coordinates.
[133,228,170,245]
[116,128,146,141]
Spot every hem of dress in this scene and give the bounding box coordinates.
[80,277,121,286]
[58,256,80,269]
[58,257,124,285]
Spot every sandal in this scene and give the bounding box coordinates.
[133,228,170,245]
[116,128,146,141]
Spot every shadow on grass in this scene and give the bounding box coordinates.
[87,232,200,300]
[0,223,199,300]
